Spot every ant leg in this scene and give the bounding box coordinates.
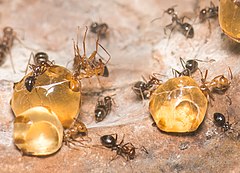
[82,26,88,58]
[7,48,16,73]
[98,43,111,64]
[228,66,233,80]
[119,134,125,146]
[179,57,186,69]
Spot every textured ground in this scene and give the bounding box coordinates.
[0,0,240,172]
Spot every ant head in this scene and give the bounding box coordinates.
[90,22,99,31]
[3,26,13,35]
[165,7,175,15]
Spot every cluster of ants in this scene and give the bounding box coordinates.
[151,2,218,38]
[4,1,238,162]
[132,56,234,133]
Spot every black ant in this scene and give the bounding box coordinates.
[100,134,137,161]
[95,95,114,122]
[63,118,90,148]
[25,52,54,92]
[164,6,194,38]
[0,27,17,72]
[90,22,109,39]
[199,2,218,23]
[132,74,162,100]
[199,67,233,101]
[213,112,232,132]
[173,57,215,77]
[72,27,110,81]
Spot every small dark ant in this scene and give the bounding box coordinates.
[90,22,109,39]
[63,118,90,148]
[213,112,232,132]
[164,6,194,38]
[25,52,54,92]
[132,74,162,100]
[100,134,137,161]
[0,27,17,72]
[173,57,215,77]
[199,2,218,23]
[95,95,114,122]
[199,67,233,101]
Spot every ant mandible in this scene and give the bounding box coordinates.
[100,134,137,161]
[95,95,114,122]
[132,73,162,100]
[72,26,111,81]
[25,52,54,92]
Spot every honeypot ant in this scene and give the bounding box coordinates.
[95,95,114,122]
[90,22,109,39]
[101,134,147,161]
[132,73,162,100]
[72,26,111,81]
[199,67,233,101]
[63,118,90,148]
[0,27,17,72]
[163,6,194,38]
[25,52,54,92]
[199,2,218,23]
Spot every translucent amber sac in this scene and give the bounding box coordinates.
[11,65,81,128]
[219,0,240,42]
[14,106,63,156]
[149,76,208,133]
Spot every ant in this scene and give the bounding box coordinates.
[95,95,114,122]
[63,118,90,148]
[0,27,17,72]
[173,57,215,77]
[199,2,218,23]
[72,27,110,82]
[199,67,233,101]
[90,22,109,39]
[100,134,137,161]
[164,6,194,38]
[132,74,162,100]
[25,52,54,92]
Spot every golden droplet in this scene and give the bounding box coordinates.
[219,0,240,42]
[11,65,81,128]
[149,76,208,133]
[14,106,63,156]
